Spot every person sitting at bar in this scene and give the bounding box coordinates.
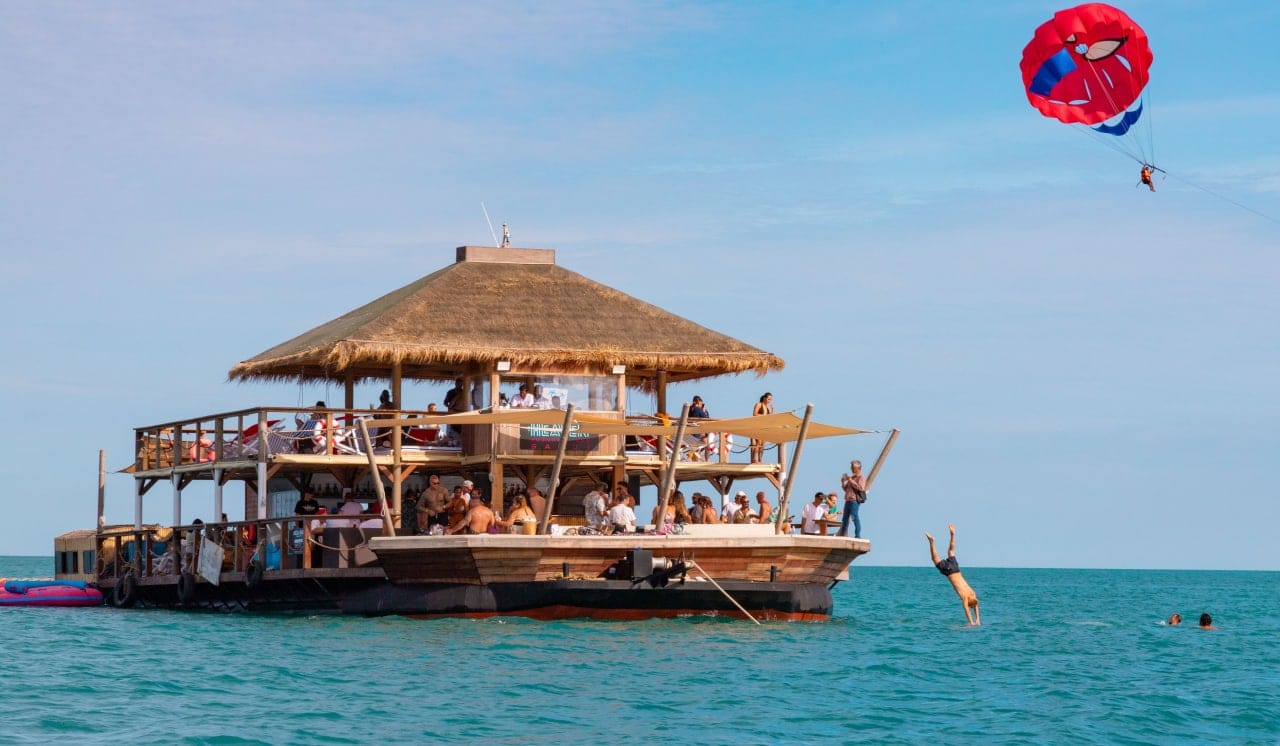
[445,486,469,530]
[608,494,636,533]
[801,493,826,535]
[448,496,496,535]
[496,494,538,533]
[525,487,547,520]
[510,384,534,408]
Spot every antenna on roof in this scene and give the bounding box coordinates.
[481,202,499,247]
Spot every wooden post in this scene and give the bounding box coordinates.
[865,428,900,490]
[256,409,269,520]
[493,461,506,516]
[213,468,224,522]
[391,365,404,529]
[391,361,402,411]
[172,474,181,528]
[357,419,395,536]
[344,373,355,411]
[538,405,575,533]
[774,403,814,534]
[134,478,143,531]
[96,452,105,534]
[654,404,690,529]
[489,370,501,512]
[655,370,668,462]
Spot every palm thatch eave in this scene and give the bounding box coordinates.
[226,248,786,386]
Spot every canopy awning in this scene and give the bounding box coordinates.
[368,409,868,443]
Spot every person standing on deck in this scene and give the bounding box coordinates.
[416,475,450,534]
[582,484,609,530]
[925,524,981,626]
[750,392,773,463]
[755,491,773,524]
[294,491,320,517]
[838,460,867,538]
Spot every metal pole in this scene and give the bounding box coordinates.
[774,403,814,534]
[654,404,690,528]
[97,450,106,532]
[539,404,576,533]
[865,428,900,490]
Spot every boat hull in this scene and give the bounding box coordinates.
[100,533,866,621]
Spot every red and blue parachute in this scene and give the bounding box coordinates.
[1020,3,1154,165]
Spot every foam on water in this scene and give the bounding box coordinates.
[2,557,1276,744]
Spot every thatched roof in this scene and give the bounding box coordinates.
[228,246,784,386]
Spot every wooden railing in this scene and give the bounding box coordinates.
[97,515,389,581]
[131,406,785,473]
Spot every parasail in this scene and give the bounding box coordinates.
[1020,3,1154,164]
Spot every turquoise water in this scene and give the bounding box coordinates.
[3,556,1276,744]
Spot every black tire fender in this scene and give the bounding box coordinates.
[245,561,264,589]
[112,571,138,608]
[177,572,197,604]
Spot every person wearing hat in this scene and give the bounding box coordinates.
[801,492,827,535]
[723,491,747,522]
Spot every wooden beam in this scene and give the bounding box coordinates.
[654,403,690,531]
[865,428,900,490]
[774,403,813,534]
[538,405,575,533]
[357,419,395,537]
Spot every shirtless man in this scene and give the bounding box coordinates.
[449,496,496,535]
[925,523,981,626]
[415,475,450,533]
[755,491,773,524]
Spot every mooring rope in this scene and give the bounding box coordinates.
[686,560,760,625]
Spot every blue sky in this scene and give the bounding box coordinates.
[2,2,1276,569]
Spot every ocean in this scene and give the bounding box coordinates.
[2,556,1276,744]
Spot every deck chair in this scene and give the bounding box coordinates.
[223,420,284,458]
[137,428,175,469]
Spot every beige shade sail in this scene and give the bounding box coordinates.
[367,409,868,442]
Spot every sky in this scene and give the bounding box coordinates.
[1,1,1277,569]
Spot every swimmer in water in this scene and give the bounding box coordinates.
[1198,613,1217,630]
[925,523,980,626]
[1167,613,1182,626]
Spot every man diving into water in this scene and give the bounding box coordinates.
[925,523,981,626]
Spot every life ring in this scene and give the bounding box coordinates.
[245,560,264,589]
[177,572,197,604]
[112,571,138,608]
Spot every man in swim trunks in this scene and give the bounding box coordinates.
[925,523,980,626]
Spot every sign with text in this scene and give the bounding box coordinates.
[518,422,600,452]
